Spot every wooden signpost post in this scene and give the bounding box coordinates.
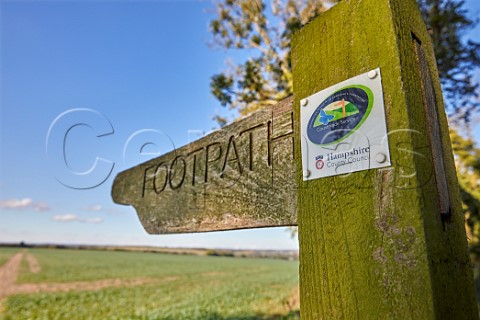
[112,0,478,318]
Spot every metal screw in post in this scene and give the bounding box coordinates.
[368,70,378,79]
[375,153,387,164]
[301,98,309,107]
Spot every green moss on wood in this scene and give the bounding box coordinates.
[292,0,478,318]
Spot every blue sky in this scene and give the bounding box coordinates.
[0,0,479,250]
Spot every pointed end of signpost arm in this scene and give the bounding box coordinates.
[111,170,130,206]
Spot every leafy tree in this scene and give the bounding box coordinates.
[418,0,480,123]
[450,129,480,252]
[209,0,338,123]
[209,0,479,123]
[449,128,480,297]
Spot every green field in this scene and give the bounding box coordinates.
[0,247,19,266]
[0,248,299,320]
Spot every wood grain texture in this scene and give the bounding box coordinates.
[413,38,451,218]
[112,97,297,233]
[291,0,477,318]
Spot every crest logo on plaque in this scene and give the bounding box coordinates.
[307,85,373,145]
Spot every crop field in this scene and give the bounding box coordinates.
[0,248,18,267]
[0,248,299,320]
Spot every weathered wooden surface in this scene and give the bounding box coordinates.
[292,0,478,318]
[112,98,296,233]
[413,37,451,219]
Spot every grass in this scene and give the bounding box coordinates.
[16,248,293,283]
[1,248,299,320]
[0,247,21,266]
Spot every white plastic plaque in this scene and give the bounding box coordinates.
[300,68,391,180]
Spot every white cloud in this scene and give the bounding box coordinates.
[81,204,126,215]
[52,213,103,224]
[82,205,103,212]
[33,202,50,212]
[0,198,51,212]
[53,213,78,221]
[0,198,33,209]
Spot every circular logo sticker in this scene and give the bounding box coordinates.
[307,85,374,145]
[315,159,324,170]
